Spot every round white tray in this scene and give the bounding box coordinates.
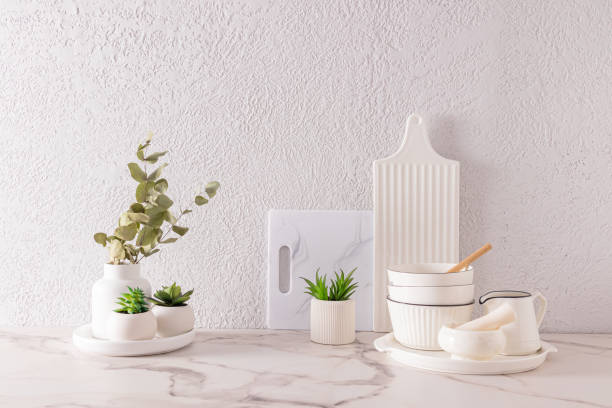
[374,333,557,375]
[73,324,195,356]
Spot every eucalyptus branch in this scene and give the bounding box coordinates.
[93,134,220,264]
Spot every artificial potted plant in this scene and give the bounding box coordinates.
[91,134,219,339]
[148,283,195,337]
[106,287,157,341]
[301,268,358,345]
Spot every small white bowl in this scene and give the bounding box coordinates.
[388,284,474,305]
[387,263,473,287]
[387,298,474,350]
[438,325,506,361]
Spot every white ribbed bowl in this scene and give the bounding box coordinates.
[387,298,474,350]
[387,263,473,287]
[387,284,474,305]
[310,299,355,345]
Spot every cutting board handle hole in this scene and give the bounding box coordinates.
[278,245,291,293]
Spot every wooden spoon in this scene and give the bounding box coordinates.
[447,243,492,273]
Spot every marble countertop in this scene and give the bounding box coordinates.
[1,329,610,407]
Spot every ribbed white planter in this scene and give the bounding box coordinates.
[91,263,151,339]
[152,304,195,337]
[310,299,355,345]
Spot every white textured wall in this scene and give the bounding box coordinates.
[1,1,611,332]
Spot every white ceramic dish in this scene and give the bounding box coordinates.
[438,325,506,360]
[387,284,474,305]
[374,333,557,375]
[387,263,473,287]
[73,324,195,356]
[387,298,473,350]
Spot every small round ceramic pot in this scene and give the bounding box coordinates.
[106,310,157,341]
[310,299,355,345]
[152,304,195,337]
[91,263,151,339]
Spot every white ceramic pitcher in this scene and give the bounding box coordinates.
[479,290,547,356]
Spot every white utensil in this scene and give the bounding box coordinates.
[438,325,506,361]
[267,210,373,330]
[457,302,516,331]
[387,263,473,286]
[374,333,557,374]
[374,114,460,331]
[480,290,548,355]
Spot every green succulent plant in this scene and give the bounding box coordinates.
[93,134,220,264]
[146,282,193,307]
[114,287,149,314]
[301,267,358,301]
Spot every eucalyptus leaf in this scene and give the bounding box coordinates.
[129,203,145,213]
[172,225,188,236]
[127,212,150,224]
[94,233,107,246]
[164,210,177,225]
[160,237,179,244]
[119,212,135,227]
[205,181,220,198]
[144,151,168,164]
[148,163,168,181]
[143,248,160,257]
[195,195,208,206]
[154,179,168,193]
[128,163,147,182]
[135,182,147,202]
[114,223,138,241]
[155,194,173,209]
[145,132,153,143]
[136,149,144,161]
[145,206,165,228]
[109,240,125,260]
[136,226,155,246]
[181,209,192,215]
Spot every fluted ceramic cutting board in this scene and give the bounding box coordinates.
[373,114,460,331]
[267,210,373,330]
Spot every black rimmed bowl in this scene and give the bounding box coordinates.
[387,263,473,287]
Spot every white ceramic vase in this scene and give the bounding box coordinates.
[106,310,157,341]
[152,305,195,337]
[310,299,355,345]
[91,263,151,339]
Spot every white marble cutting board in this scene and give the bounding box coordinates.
[267,210,373,330]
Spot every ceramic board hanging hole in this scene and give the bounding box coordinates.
[278,245,291,293]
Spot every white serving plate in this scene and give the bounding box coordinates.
[374,333,557,375]
[73,324,195,356]
[387,284,474,305]
[387,263,473,287]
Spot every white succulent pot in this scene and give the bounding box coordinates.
[152,305,195,337]
[106,310,157,341]
[91,263,151,339]
[310,298,355,345]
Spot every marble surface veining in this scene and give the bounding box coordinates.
[0,328,610,408]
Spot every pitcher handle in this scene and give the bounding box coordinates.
[532,290,548,328]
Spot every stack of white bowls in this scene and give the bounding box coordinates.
[387,263,475,350]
